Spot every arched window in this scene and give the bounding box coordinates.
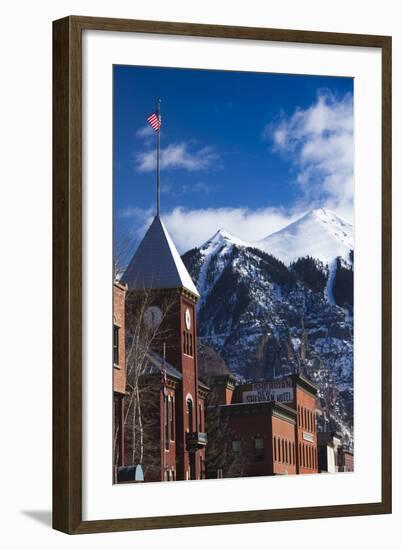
[186,398,193,432]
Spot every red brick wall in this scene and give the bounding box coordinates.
[138,289,204,481]
[292,385,318,474]
[341,450,354,472]
[113,283,127,395]
[272,416,297,475]
[226,413,274,476]
[160,388,178,481]
[225,411,297,477]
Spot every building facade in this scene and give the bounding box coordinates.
[206,374,318,477]
[113,281,127,469]
[120,215,208,482]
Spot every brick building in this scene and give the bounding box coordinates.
[120,215,208,482]
[206,374,318,477]
[114,215,326,482]
[338,448,354,472]
[113,281,127,468]
[318,431,354,473]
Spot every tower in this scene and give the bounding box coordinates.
[121,216,207,481]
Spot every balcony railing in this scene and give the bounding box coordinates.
[186,431,207,451]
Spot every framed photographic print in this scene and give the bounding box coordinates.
[53,16,392,534]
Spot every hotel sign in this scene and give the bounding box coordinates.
[303,432,314,442]
[242,379,293,404]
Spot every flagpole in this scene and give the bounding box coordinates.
[157,98,161,217]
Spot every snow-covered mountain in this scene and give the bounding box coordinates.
[182,209,354,448]
[257,208,353,266]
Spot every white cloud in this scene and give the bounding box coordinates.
[136,124,154,139]
[135,142,220,173]
[265,91,354,221]
[125,205,304,254]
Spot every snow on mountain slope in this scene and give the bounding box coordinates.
[257,208,353,266]
[181,209,354,449]
[196,229,252,308]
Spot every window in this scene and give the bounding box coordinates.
[164,396,169,450]
[273,437,277,461]
[187,398,193,432]
[183,331,193,356]
[170,397,175,441]
[198,403,202,431]
[113,325,119,365]
[254,437,265,462]
[278,438,281,462]
[232,440,241,454]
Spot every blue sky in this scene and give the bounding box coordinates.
[114,65,353,256]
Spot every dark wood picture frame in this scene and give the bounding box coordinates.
[53,15,392,534]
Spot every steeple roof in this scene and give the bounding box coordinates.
[121,216,200,298]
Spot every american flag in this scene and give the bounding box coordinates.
[147,110,162,133]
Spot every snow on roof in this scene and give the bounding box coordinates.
[121,216,200,297]
[144,349,182,380]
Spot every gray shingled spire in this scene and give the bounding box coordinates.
[121,216,200,298]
